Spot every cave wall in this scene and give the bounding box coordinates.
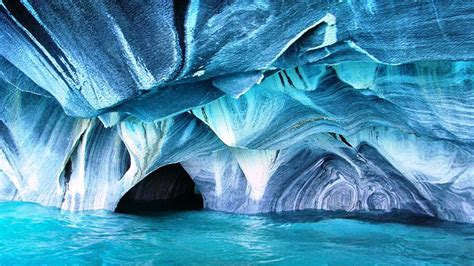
[0,1,473,222]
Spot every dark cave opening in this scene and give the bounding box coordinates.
[115,163,203,214]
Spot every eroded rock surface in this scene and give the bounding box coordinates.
[1,1,473,222]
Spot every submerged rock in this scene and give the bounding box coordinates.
[0,1,473,223]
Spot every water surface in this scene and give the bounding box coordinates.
[0,202,473,264]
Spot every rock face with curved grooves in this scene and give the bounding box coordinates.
[0,1,473,223]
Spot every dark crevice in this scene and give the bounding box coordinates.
[118,144,131,181]
[60,158,73,203]
[278,72,285,86]
[115,163,203,214]
[339,134,353,147]
[63,159,72,185]
[328,132,353,148]
[200,107,208,123]
[294,66,304,81]
[283,70,296,88]
[173,0,188,55]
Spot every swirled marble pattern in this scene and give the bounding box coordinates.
[0,1,473,222]
[182,134,472,222]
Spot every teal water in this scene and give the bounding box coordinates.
[0,202,473,265]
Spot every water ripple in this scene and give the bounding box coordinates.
[0,202,473,264]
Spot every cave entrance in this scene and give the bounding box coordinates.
[115,163,203,214]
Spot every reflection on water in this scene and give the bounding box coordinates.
[0,202,473,264]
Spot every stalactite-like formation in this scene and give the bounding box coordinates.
[1,1,473,223]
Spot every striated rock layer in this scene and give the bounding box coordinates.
[0,1,473,223]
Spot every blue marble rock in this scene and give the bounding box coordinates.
[0,1,473,223]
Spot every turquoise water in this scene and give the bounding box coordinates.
[0,202,473,265]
